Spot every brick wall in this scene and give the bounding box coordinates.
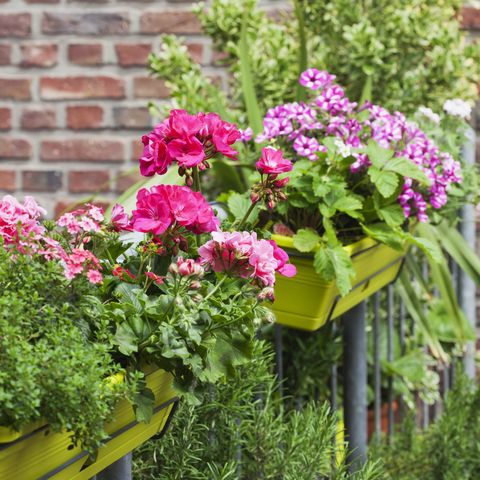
[0,1,478,216]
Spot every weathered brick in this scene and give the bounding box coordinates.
[186,42,204,63]
[113,107,151,129]
[0,108,12,130]
[133,77,169,99]
[68,170,110,193]
[0,137,32,159]
[0,170,16,191]
[115,43,152,67]
[42,13,129,35]
[0,44,11,65]
[41,139,124,163]
[40,76,125,100]
[22,170,62,192]
[0,14,31,38]
[116,170,142,193]
[131,139,143,161]
[68,44,103,65]
[20,43,58,68]
[140,11,201,34]
[66,105,103,130]
[55,199,110,218]
[461,7,480,30]
[0,78,31,100]
[21,107,56,130]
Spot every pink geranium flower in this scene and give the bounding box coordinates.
[256,147,293,175]
[140,135,172,177]
[167,136,205,168]
[131,188,173,235]
[111,204,132,231]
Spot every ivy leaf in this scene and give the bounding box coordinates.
[293,228,321,252]
[114,322,138,356]
[133,387,155,423]
[227,193,258,224]
[378,204,405,227]
[368,167,399,198]
[361,223,405,250]
[314,245,354,296]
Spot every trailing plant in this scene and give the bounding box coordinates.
[133,341,385,480]
[372,374,480,480]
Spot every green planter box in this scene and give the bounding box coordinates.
[271,235,405,331]
[0,369,177,480]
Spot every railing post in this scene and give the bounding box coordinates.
[95,453,132,480]
[343,301,367,471]
[460,127,477,380]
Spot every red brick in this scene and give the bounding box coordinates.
[0,78,31,100]
[0,14,31,38]
[133,77,169,99]
[131,139,143,161]
[115,43,152,67]
[0,170,16,191]
[22,170,62,192]
[140,11,201,34]
[55,199,109,218]
[20,43,57,68]
[0,44,11,65]
[40,76,125,100]
[66,105,103,130]
[42,13,129,35]
[113,107,151,129]
[186,42,204,63]
[68,44,102,65]
[68,170,110,193]
[116,170,142,193]
[0,137,32,159]
[0,108,11,130]
[41,139,124,163]
[21,107,56,130]
[462,7,480,30]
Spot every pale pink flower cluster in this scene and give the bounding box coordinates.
[0,194,103,284]
[198,231,296,288]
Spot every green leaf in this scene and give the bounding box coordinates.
[361,223,405,250]
[239,8,263,135]
[313,248,335,281]
[333,196,363,218]
[386,156,429,184]
[313,245,354,296]
[292,228,321,253]
[366,140,394,167]
[378,204,405,227]
[368,167,399,198]
[227,193,259,224]
[114,322,138,356]
[133,387,155,423]
[406,235,442,263]
[293,0,308,102]
[115,283,143,314]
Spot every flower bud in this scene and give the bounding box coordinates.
[274,177,289,188]
[267,199,276,210]
[190,280,202,290]
[257,287,275,302]
[168,262,179,275]
[250,192,260,204]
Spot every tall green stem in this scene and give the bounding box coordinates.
[192,166,201,193]
[204,276,227,301]
[238,203,257,230]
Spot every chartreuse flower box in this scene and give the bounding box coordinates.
[271,235,406,331]
[0,368,177,480]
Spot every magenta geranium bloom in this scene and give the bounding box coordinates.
[256,147,293,175]
[167,136,206,168]
[131,188,173,235]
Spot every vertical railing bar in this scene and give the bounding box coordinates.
[387,285,394,437]
[331,321,338,412]
[421,259,430,428]
[95,453,132,480]
[399,299,406,356]
[373,291,381,440]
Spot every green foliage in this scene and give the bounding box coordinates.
[133,341,384,479]
[0,247,129,453]
[373,375,480,480]
[302,0,480,113]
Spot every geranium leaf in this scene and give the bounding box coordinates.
[293,228,321,252]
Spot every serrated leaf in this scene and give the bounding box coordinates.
[293,228,321,253]
[333,196,364,218]
[406,235,442,263]
[366,140,394,167]
[227,193,259,224]
[368,167,399,198]
[378,204,405,227]
[313,245,354,296]
[387,156,429,184]
[133,387,155,423]
[313,248,336,281]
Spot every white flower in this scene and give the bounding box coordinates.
[443,99,472,120]
[334,138,352,158]
[418,106,440,124]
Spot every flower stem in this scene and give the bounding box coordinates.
[238,202,257,230]
[192,166,201,193]
[204,275,227,301]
